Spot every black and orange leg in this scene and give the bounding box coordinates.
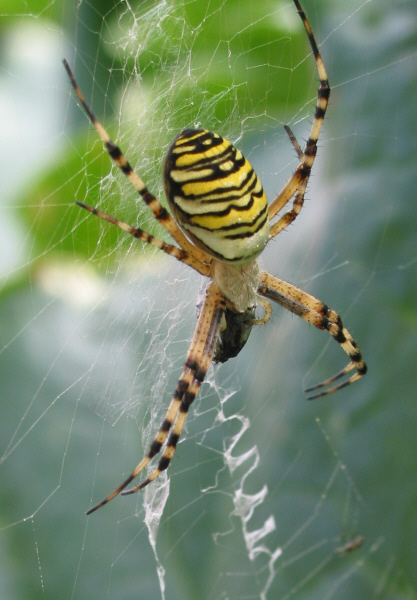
[257,272,367,398]
[63,59,208,262]
[76,201,210,277]
[268,0,331,237]
[86,282,225,514]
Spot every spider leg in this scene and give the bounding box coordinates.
[76,201,210,276]
[268,0,330,238]
[86,282,225,514]
[284,125,303,160]
[257,272,367,399]
[247,296,272,326]
[63,60,208,263]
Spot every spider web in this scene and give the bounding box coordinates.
[1,0,417,599]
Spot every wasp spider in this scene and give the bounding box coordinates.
[64,0,367,515]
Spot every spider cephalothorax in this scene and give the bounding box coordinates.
[64,0,366,515]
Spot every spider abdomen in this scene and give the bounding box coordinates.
[163,128,270,262]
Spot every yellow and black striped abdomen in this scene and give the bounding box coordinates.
[163,129,270,262]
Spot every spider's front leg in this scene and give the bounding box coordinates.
[257,272,367,399]
[86,282,225,514]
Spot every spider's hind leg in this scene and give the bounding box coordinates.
[76,201,210,276]
[284,125,303,160]
[268,0,330,238]
[63,59,207,262]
